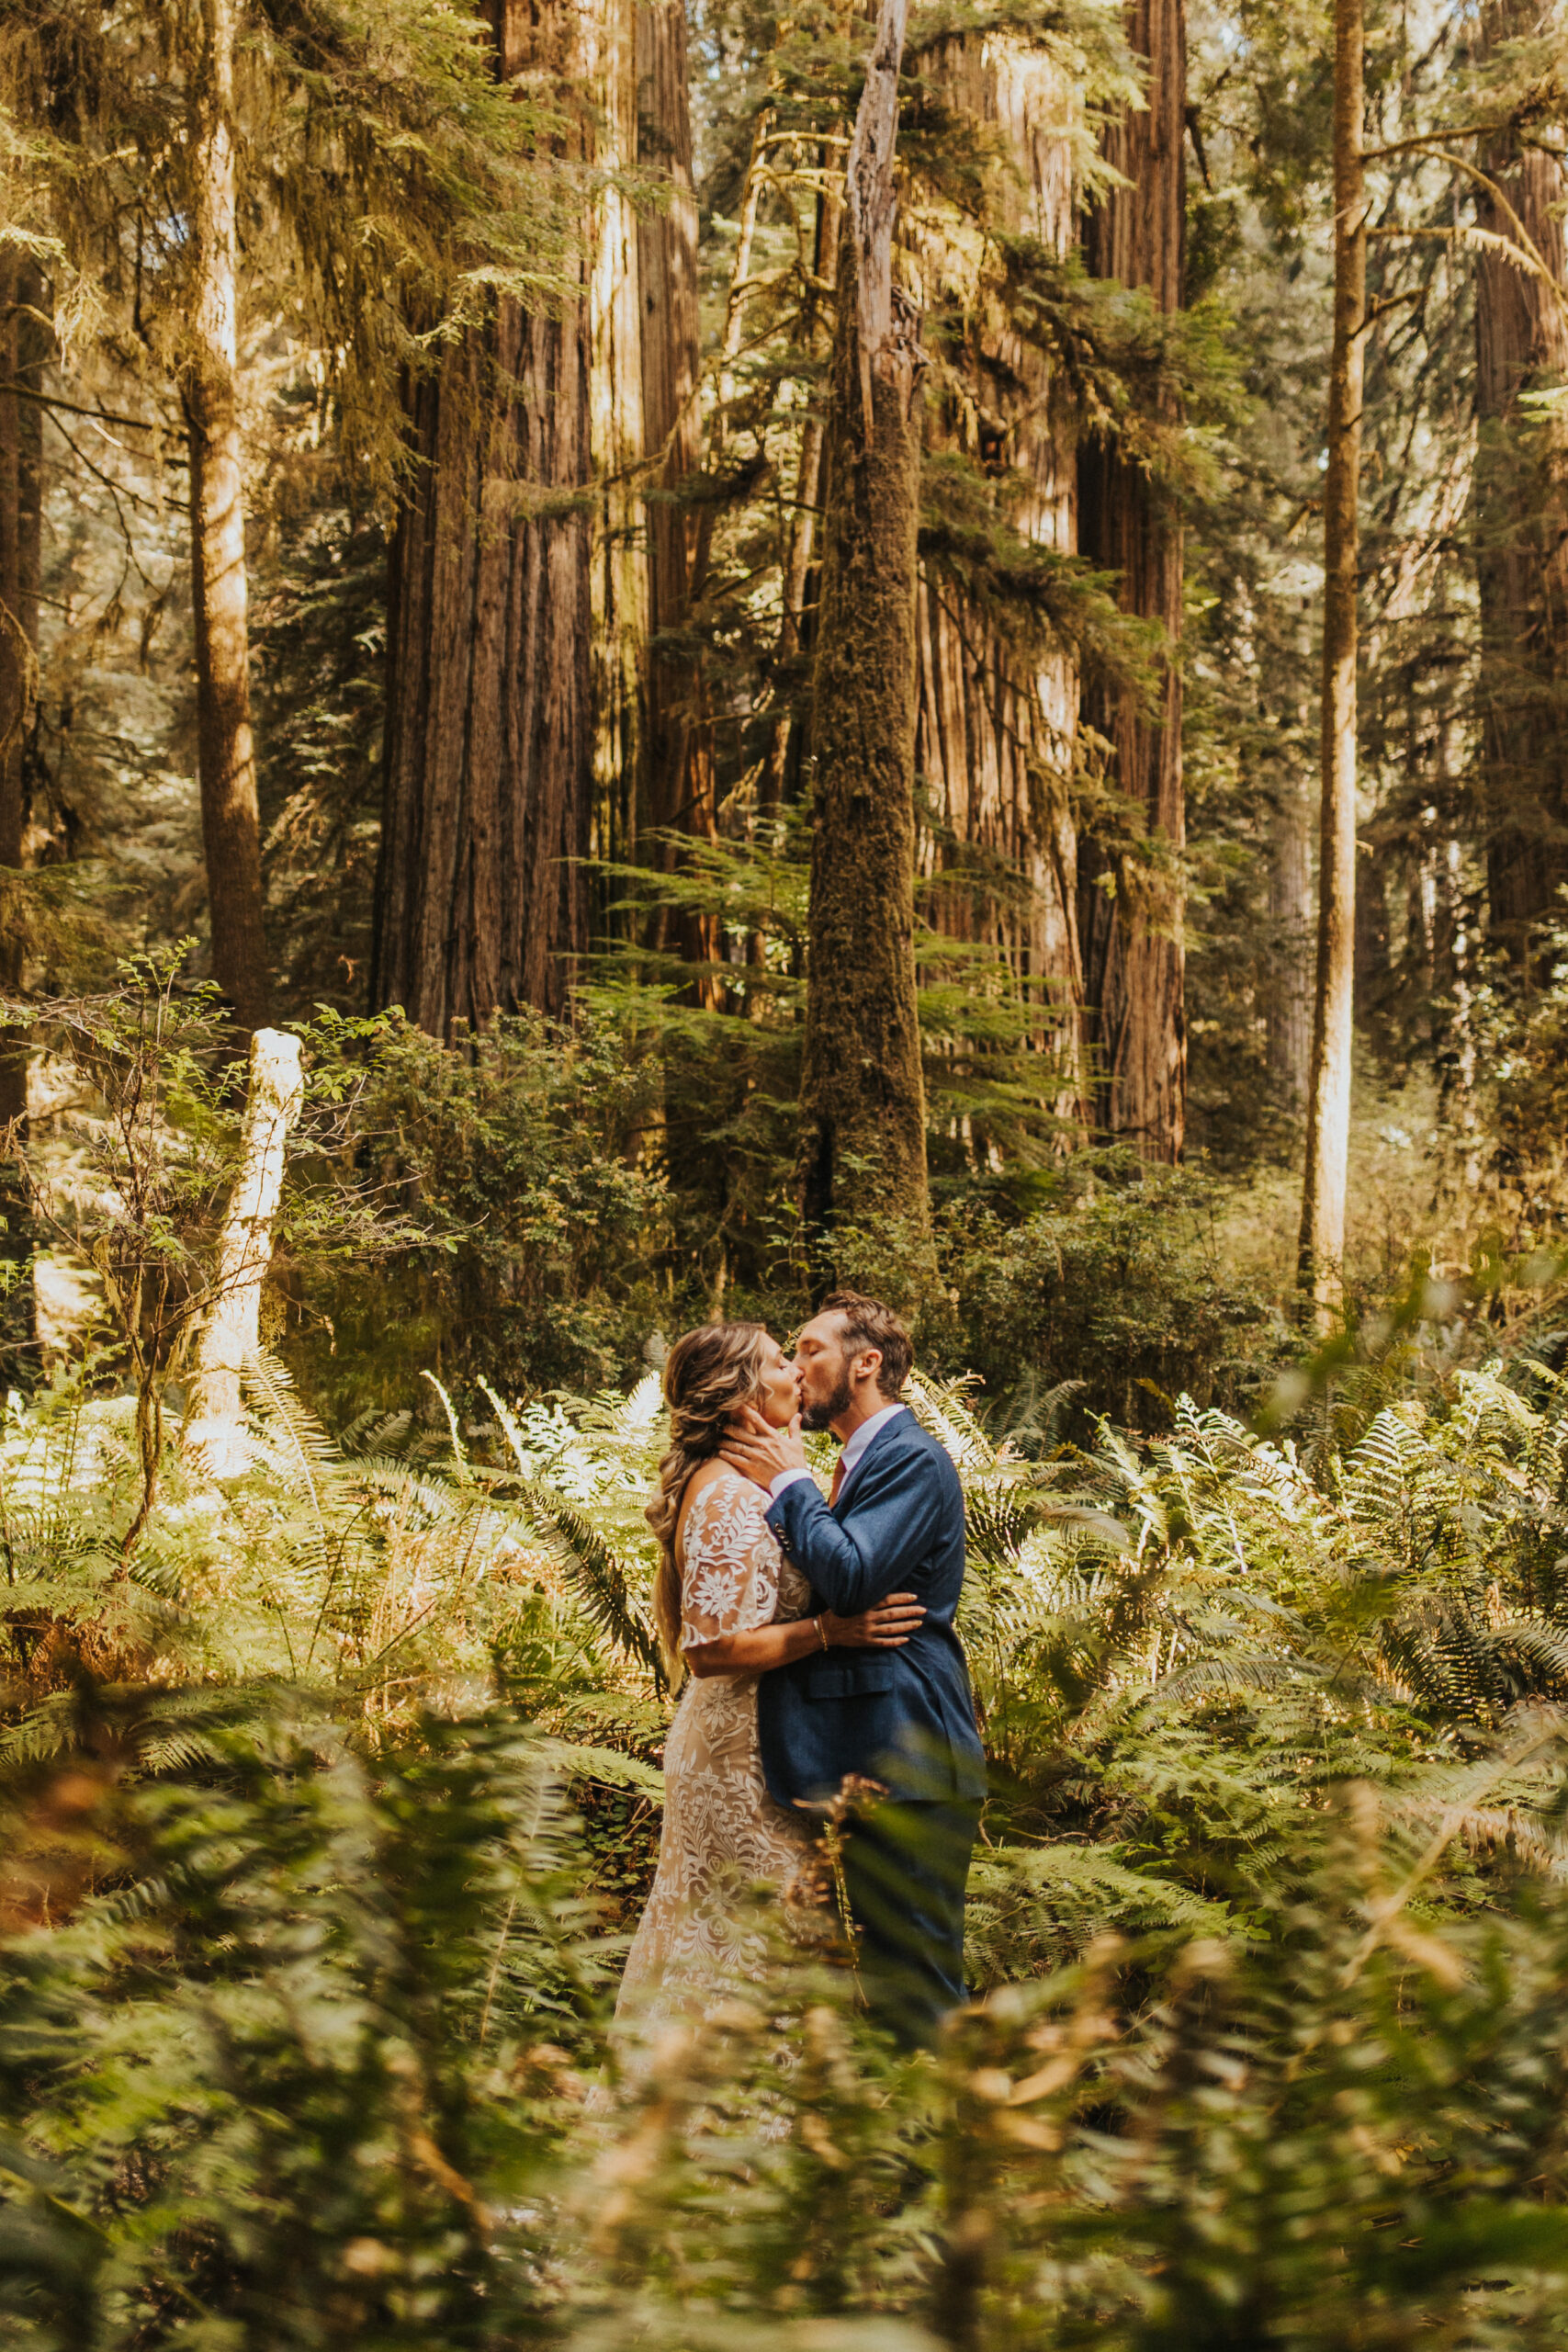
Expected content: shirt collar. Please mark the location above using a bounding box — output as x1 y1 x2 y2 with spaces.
838 1400 908 1476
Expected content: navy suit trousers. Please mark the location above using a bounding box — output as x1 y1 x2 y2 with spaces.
843 1793 980 2043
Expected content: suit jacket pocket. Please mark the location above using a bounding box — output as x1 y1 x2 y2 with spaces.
805 1657 897 1701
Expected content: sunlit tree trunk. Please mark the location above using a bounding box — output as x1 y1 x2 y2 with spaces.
590 0 648 901
183 0 269 1032
183 1027 303 1475
912 34 1085 1125
1077 0 1186 1160
637 0 722 999
797 0 934 1286
761 131 842 825
1473 0 1568 975
1298 0 1364 1323
589 0 717 994
1267 767 1312 1113
374 2 592 1033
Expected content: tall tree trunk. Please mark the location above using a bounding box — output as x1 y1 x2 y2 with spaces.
1473 0 1568 974
0 254 42 1112
1266 766 1311 1112
762 149 840 822
183 1028 303 1476
374 4 592 1034
1298 0 1364 1322
1076 0 1186 1160
913 33 1085 1122
590 0 645 891
797 0 934 1292
589 0 716 993
183 0 268 1033
0 253 44 1382
637 0 723 1001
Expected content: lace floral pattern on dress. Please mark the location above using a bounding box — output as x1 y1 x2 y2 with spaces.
615 1470 818 2029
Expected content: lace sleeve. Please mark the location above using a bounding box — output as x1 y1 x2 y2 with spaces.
679 1474 782 1648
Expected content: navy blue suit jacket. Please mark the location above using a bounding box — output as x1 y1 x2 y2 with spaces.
756 1410 987 1808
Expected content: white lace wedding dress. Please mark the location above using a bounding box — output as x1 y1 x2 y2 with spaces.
616 1469 818 2024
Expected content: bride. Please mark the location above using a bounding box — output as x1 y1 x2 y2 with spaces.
615 1320 923 2023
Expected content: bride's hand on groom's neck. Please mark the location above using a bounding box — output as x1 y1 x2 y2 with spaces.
720 1404 807 1491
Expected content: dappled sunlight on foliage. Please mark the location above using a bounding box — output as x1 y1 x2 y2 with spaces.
6 1342 1568 2338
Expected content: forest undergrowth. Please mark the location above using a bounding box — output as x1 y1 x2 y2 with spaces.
9 1307 1568 2344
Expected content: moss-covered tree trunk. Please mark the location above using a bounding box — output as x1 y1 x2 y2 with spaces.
1077 0 1186 1160
184 0 269 1032
0 253 42 1125
796 0 933 1289
1472 0 1568 975
0 252 44 1379
373 1 592 1034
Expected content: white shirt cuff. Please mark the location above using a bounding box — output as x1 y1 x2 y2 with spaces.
768 1465 815 1502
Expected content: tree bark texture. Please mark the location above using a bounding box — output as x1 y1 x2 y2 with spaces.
1472 0 1568 969
762 144 840 821
183 1026 304 1476
912 36 1085 1113
797 0 933 1275
1298 0 1363 1320
1266 768 1312 1111
638 0 721 993
1077 0 1186 1159
589 0 718 993
184 0 269 1033
374 2 592 1034
590 0 648 885
0 253 43 1128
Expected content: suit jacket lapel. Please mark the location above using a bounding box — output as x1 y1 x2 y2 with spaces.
833 1410 910 1512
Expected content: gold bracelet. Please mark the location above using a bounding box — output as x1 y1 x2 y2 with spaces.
816 1616 829 1652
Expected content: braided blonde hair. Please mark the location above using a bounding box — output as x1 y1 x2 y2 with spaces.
646 1320 773 1688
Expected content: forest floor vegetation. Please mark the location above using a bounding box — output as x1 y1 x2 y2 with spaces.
7 1224 1568 2341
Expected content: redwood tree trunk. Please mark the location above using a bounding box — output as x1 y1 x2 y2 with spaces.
1298 0 1364 1320
374 2 592 1034
184 0 269 1032
590 0 647 893
637 0 722 1000
797 0 934 1286
1473 0 1568 972
1077 0 1186 1160
914 33 1085 1119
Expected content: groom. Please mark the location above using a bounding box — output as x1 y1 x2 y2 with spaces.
721 1291 985 2040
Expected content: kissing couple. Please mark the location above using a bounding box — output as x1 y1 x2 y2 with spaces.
615 1291 986 2044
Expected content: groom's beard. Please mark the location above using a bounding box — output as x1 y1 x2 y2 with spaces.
799 1362 853 1431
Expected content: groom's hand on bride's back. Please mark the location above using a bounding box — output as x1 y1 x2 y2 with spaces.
720 1404 807 1489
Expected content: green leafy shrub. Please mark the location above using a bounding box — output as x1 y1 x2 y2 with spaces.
942 1153 1280 1433
291 1009 671 1416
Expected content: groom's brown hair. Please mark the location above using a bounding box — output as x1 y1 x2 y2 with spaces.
818 1291 914 1399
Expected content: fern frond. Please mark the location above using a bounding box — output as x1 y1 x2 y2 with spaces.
421 1369 471 1484
518 1478 663 1686
908 1371 994 1471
